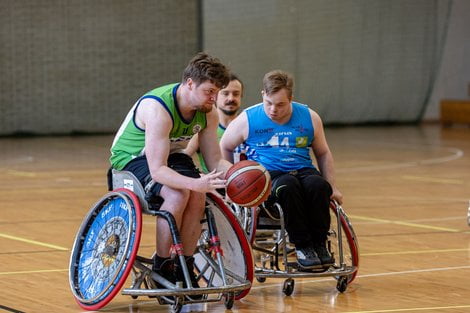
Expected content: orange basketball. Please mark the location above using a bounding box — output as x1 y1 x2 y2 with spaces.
225 160 271 207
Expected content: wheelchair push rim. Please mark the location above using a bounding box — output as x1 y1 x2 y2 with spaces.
330 201 359 284
69 188 142 310
194 192 254 300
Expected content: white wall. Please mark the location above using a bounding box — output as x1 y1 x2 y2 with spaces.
424 0 470 120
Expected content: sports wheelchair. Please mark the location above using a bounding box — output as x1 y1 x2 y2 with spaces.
232 198 359 295
69 169 254 313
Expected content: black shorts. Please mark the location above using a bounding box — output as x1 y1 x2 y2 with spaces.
122 153 200 198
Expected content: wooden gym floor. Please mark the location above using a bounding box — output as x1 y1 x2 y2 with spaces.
1 124 470 313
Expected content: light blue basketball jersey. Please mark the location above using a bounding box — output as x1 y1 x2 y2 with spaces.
244 102 315 171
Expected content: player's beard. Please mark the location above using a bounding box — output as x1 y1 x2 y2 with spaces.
219 101 239 116
219 108 237 116
197 102 214 113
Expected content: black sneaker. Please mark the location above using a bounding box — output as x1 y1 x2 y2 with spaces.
176 256 202 300
313 242 335 266
151 257 176 289
295 246 322 269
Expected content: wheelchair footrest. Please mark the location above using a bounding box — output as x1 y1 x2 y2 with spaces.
254 265 358 279
122 282 251 297
286 262 326 272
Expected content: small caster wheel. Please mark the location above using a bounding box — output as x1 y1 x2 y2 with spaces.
131 295 138 299
282 278 294 296
336 276 348 293
256 276 266 283
224 292 235 309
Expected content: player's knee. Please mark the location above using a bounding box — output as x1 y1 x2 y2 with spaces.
305 176 332 196
187 191 206 214
273 175 301 196
163 188 191 208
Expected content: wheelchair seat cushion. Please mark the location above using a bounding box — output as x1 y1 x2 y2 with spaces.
119 153 201 211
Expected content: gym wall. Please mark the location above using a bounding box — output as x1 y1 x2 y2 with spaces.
0 0 199 135
1 0 460 135
202 0 452 124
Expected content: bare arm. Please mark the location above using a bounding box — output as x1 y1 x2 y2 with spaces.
220 112 248 163
199 109 232 174
183 133 199 156
137 99 225 192
309 109 343 204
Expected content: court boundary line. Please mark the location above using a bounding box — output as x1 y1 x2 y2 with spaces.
251 265 470 290
348 215 459 232
361 247 470 256
341 304 470 313
0 269 68 275
0 233 68 251
251 265 470 312
3 251 469 275
336 144 463 173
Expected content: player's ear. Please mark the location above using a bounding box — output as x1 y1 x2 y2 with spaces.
186 78 194 90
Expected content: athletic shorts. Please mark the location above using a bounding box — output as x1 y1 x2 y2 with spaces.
122 153 200 204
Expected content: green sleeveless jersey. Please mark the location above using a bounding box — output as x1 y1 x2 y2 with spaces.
110 83 207 170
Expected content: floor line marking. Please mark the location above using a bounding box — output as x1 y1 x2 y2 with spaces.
362 247 470 256
344 195 469 202
358 265 470 277
251 265 470 291
6 250 465 274
337 146 463 173
0 269 68 275
348 215 459 232
0 233 68 251
5 170 37 177
352 216 465 227
401 175 463 185
341 304 470 313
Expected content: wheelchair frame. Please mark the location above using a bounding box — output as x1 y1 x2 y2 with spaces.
69 170 253 313
233 200 359 295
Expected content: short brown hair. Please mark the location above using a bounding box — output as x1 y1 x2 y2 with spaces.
182 52 230 89
228 72 244 94
262 70 294 98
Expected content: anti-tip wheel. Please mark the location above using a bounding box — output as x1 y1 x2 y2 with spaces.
336 276 348 293
224 292 235 309
282 278 295 296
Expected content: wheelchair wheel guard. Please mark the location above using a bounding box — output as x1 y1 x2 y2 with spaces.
329 201 359 283
231 203 258 245
69 188 142 310
193 193 254 300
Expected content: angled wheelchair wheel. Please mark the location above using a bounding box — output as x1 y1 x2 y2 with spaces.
329 202 359 285
194 193 254 300
69 188 142 310
231 203 258 244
